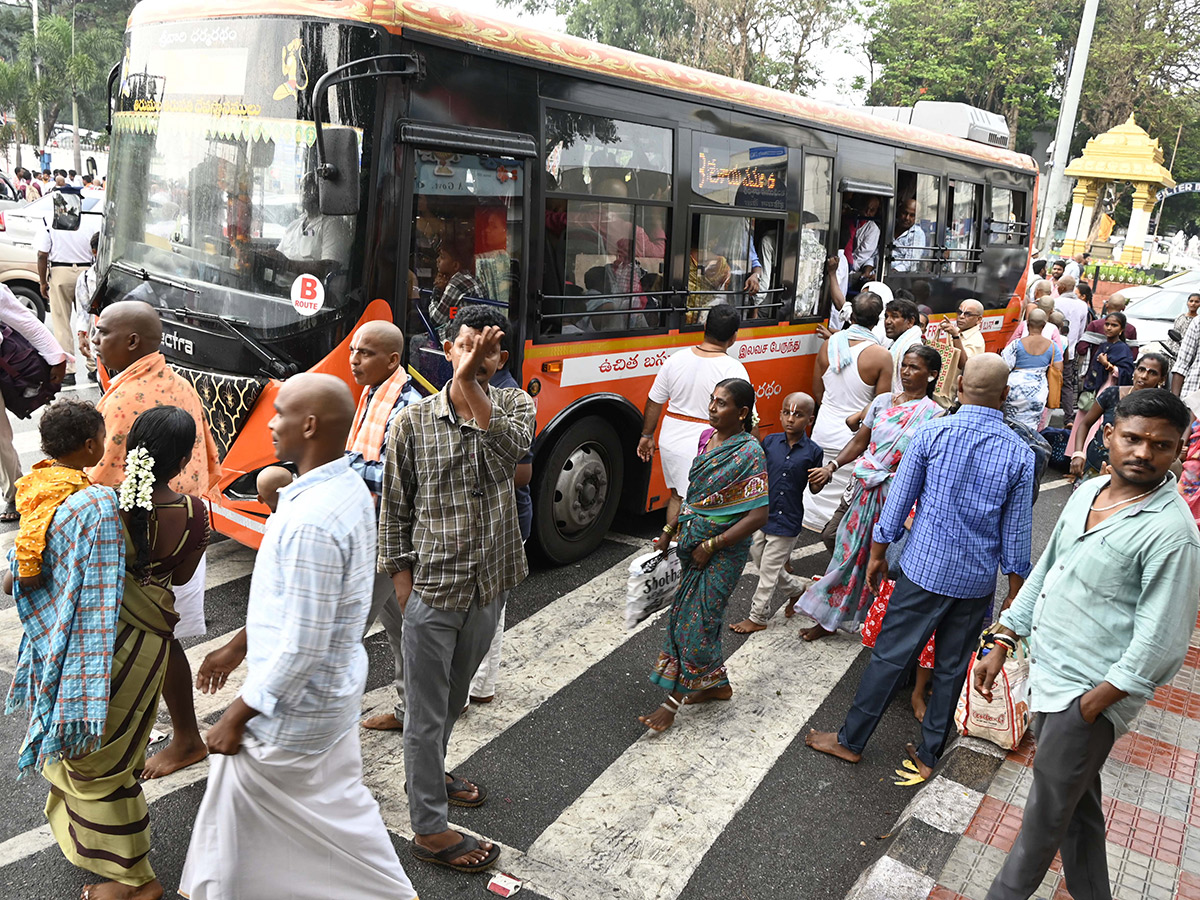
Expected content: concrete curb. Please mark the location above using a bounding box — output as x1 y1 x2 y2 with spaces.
843 736 1009 900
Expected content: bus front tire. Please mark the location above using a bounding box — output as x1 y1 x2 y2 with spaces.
533 416 624 566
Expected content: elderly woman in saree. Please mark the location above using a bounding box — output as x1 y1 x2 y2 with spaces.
1002 307 1062 429
639 378 769 733
7 405 208 900
793 345 943 642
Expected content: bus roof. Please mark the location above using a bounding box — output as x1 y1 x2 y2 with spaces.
130 0 1036 173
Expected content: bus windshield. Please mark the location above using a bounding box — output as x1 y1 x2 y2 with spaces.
102 18 380 336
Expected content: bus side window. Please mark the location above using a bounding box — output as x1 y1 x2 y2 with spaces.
989 187 1029 245
796 155 832 318
542 110 673 338
891 170 939 275
686 213 781 324
947 179 981 273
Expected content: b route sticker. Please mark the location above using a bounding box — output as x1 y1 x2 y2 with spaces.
291 274 325 316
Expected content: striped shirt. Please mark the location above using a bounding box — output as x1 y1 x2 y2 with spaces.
874 405 1035 598
241 457 375 754
378 383 536 611
1173 317 1200 396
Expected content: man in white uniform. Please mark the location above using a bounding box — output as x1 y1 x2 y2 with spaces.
36 188 97 383
275 174 353 268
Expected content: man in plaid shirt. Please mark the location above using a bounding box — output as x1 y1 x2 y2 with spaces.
379 304 535 873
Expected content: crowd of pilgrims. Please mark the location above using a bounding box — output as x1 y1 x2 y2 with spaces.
5 259 1200 899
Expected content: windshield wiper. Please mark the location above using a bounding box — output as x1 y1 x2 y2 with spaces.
107 259 200 294
164 306 298 380
102 260 297 379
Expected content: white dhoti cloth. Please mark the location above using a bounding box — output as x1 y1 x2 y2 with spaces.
179 728 415 900
658 414 708 496
172 552 207 640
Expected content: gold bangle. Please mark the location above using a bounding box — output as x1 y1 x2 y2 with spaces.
662 524 675 534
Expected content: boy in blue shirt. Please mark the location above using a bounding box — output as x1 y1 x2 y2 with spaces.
730 392 824 633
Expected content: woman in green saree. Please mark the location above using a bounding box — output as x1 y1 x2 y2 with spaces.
639 378 769 733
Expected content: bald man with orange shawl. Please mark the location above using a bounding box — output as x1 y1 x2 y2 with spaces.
88 299 222 780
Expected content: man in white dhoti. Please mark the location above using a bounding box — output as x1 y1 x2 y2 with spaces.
178 373 415 900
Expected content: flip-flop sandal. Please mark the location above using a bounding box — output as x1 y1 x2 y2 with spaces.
410 833 500 873
0 507 18 523
446 772 487 807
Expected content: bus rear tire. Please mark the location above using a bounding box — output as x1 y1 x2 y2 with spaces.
533 415 624 566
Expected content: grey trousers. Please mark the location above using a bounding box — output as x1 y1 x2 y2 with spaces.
985 696 1116 900
402 590 504 835
365 572 405 717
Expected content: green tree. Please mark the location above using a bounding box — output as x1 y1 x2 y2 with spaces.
504 0 847 92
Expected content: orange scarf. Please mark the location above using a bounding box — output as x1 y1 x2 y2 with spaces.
88 352 222 498
346 368 409 462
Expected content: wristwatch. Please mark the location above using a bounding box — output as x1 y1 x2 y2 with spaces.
827 460 839 473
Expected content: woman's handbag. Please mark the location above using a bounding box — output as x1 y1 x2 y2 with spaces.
624 547 682 630
1047 362 1062 410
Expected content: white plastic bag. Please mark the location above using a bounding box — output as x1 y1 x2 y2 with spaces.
624 547 681 630
954 641 1030 750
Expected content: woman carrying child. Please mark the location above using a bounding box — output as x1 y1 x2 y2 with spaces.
7 405 209 900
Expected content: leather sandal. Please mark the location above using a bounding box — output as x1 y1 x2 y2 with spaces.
410 832 500 872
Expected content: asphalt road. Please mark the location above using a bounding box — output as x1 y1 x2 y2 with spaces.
0 386 1073 900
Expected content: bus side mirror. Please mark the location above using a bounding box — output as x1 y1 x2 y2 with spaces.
317 127 360 216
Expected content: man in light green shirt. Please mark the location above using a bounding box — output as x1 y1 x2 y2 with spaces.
977 389 1200 900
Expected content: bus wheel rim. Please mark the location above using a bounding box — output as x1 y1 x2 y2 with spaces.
552 444 609 537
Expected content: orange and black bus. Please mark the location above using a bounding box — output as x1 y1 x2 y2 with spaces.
103 0 1037 561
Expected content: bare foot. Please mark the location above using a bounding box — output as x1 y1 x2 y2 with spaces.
414 829 494 866
141 737 207 779
805 729 861 763
800 624 835 642
911 691 927 723
784 597 798 618
905 743 934 780
81 878 164 900
730 618 766 634
362 712 404 731
683 684 733 705
639 695 681 732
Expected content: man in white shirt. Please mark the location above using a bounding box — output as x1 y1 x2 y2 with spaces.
72 232 99 383
890 198 928 272
35 188 98 383
843 194 881 274
1050 275 1091 417
0 284 68 521
274 173 352 269
180 373 416 900
1062 251 1087 282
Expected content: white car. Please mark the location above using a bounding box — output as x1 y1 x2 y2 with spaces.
0 191 104 248
1118 268 1200 303
1124 287 1200 349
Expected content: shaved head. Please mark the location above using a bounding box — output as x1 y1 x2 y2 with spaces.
353 320 404 355
1032 279 1052 299
959 352 1012 408
1035 296 1055 316
1027 307 1048 329
1106 293 1128 312
782 391 814 416
1057 275 1076 294
93 300 162 373
270 373 357 472
961 299 984 317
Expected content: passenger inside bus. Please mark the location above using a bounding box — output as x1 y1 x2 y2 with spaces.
840 193 882 273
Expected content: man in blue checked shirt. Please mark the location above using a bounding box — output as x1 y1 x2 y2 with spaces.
807 353 1035 780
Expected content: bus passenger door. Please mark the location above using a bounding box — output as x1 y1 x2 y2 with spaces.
398 131 533 395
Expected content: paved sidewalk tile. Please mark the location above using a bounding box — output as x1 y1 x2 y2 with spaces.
925 673 1200 900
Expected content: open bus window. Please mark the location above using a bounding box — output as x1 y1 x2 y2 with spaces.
796 154 832 317
947 179 981 273
406 151 523 391
890 171 938 274
541 110 672 338
686 213 781 325
988 187 1029 245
